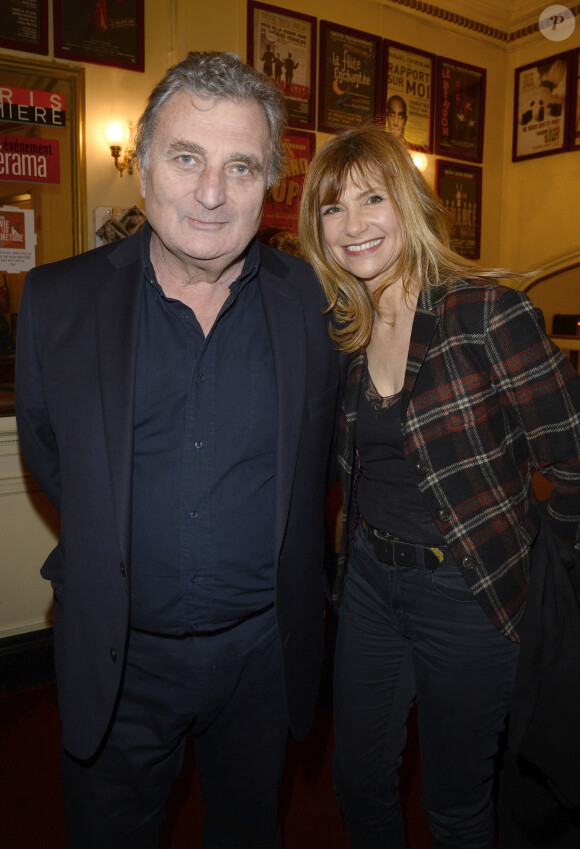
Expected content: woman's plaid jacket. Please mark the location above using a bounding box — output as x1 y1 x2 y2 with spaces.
335 278 580 641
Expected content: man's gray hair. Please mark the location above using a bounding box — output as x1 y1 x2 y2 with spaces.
135 51 287 187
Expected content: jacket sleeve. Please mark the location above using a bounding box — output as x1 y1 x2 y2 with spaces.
15 271 61 511
485 286 580 547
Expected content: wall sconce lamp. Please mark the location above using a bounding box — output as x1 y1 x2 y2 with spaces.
411 151 429 172
103 120 136 177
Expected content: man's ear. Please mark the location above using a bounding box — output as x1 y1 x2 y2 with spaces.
138 161 147 200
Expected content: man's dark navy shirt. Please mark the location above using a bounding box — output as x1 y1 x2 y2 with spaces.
130 232 277 634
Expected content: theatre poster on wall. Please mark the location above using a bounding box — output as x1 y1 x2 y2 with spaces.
436 160 481 260
247 1 317 130
318 22 381 134
261 130 314 233
53 0 144 71
0 0 48 55
382 41 434 151
0 207 36 272
435 57 486 163
512 52 570 161
573 49 580 150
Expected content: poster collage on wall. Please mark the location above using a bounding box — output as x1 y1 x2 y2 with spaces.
247 2 487 257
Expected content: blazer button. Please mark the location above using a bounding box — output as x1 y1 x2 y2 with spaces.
110 648 117 663
438 507 451 523
120 562 126 577
462 556 476 569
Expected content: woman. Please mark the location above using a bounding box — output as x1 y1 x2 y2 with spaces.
298 126 580 849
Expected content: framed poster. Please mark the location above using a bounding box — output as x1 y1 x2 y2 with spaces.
318 21 381 134
0 0 48 55
572 49 580 151
382 41 435 151
435 58 486 162
513 52 571 161
54 0 144 72
0 56 86 415
436 160 481 260
260 130 315 234
247 1 316 130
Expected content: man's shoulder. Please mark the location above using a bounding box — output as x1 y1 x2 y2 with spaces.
259 242 311 271
26 229 145 287
258 243 319 292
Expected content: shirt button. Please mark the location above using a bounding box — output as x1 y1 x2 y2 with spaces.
189 574 198 583
462 556 476 569
438 507 451 522
194 441 203 450
190 511 198 519
120 562 126 576
199 373 205 382
110 648 117 663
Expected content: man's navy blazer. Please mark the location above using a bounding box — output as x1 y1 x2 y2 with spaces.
16 229 343 760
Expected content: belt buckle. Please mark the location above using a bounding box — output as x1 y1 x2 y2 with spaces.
428 547 445 565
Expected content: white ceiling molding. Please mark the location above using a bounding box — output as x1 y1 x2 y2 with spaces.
379 1 579 43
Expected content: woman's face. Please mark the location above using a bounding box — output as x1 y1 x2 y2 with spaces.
319 171 403 292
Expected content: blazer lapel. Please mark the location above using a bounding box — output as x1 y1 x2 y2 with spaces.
402 290 439 417
95 236 144 563
259 253 306 555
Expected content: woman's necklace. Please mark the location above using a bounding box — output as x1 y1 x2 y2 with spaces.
383 317 396 328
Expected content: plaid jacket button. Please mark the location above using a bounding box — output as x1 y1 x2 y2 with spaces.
462 556 476 569
438 507 451 522
415 460 428 476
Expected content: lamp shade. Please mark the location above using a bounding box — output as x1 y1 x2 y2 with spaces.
102 120 129 148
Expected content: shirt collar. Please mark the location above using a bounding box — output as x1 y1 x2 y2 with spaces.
141 224 261 296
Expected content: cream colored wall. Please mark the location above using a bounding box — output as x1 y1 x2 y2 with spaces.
0 418 58 636
1 1 579 636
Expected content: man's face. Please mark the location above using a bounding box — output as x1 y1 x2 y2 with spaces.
387 100 407 136
140 91 270 280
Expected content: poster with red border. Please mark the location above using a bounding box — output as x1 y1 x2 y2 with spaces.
261 130 315 233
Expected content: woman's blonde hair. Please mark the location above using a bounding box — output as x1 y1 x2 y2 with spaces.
298 126 511 351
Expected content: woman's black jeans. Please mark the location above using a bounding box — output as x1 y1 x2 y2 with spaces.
333 524 520 849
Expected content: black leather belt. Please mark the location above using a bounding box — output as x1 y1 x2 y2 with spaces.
360 518 446 572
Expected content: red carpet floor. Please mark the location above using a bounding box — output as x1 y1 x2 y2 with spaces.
0 682 430 849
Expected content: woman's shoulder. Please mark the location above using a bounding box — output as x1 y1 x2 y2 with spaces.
438 277 531 312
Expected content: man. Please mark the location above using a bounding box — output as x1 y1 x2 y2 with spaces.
386 95 407 138
284 52 299 88
16 52 342 848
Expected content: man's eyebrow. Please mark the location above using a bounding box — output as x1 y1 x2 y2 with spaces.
225 153 265 174
166 139 206 156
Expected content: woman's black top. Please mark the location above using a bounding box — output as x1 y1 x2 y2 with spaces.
356 356 446 545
